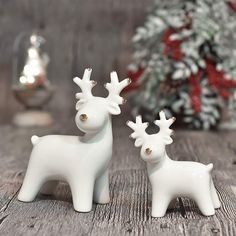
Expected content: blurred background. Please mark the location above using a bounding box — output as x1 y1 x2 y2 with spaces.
0 0 152 124
1 0 236 130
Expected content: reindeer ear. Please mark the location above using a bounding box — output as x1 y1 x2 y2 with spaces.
107 101 121 115
163 136 173 145
134 138 143 147
75 99 86 111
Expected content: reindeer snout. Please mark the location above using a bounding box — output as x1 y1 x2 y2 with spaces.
80 114 88 122
145 148 152 156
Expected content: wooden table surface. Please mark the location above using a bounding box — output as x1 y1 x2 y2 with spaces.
0 115 236 236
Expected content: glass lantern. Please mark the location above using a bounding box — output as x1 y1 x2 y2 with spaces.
12 31 54 126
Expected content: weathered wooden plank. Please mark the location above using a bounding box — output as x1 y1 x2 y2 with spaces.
0 169 235 236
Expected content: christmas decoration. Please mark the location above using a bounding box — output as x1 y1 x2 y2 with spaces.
18 68 130 212
12 32 53 127
127 0 236 129
17 34 49 90
127 111 221 217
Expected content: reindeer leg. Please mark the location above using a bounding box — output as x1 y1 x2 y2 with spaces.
69 177 95 212
93 169 110 204
210 178 221 209
40 180 58 195
18 168 46 202
151 191 171 217
194 186 215 216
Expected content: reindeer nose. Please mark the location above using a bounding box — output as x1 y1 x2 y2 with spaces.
145 148 152 156
80 114 88 122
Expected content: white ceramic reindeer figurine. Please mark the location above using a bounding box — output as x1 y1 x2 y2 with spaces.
127 111 221 217
18 68 130 212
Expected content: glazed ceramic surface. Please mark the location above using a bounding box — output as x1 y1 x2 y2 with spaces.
18 68 130 212
127 111 221 217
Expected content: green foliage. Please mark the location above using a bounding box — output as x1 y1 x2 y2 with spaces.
129 0 236 129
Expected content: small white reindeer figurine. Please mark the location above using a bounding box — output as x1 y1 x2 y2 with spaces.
127 111 221 217
18 68 130 212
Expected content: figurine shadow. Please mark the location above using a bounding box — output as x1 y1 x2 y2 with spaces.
36 183 73 203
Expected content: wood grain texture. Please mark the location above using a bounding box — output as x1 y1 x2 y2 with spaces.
0 112 235 236
0 0 153 123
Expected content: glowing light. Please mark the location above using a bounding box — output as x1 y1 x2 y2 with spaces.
32 67 40 75
23 64 40 76
28 76 35 84
19 76 27 84
23 65 31 75
30 35 37 44
28 48 38 58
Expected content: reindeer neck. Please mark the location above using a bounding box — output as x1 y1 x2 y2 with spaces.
147 152 171 173
81 116 113 143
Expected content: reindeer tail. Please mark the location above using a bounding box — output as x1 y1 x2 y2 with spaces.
31 135 40 145
206 163 213 172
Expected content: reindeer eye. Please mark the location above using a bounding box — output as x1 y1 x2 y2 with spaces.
145 148 152 155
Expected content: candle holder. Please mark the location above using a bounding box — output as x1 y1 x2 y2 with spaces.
12 32 53 127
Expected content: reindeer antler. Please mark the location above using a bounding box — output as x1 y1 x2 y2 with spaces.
154 111 175 144
73 68 97 103
105 71 131 105
127 116 149 147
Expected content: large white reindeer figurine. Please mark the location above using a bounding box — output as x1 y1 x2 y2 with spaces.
18 68 130 212
127 111 221 217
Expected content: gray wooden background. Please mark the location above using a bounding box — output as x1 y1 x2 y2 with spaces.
0 0 152 123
